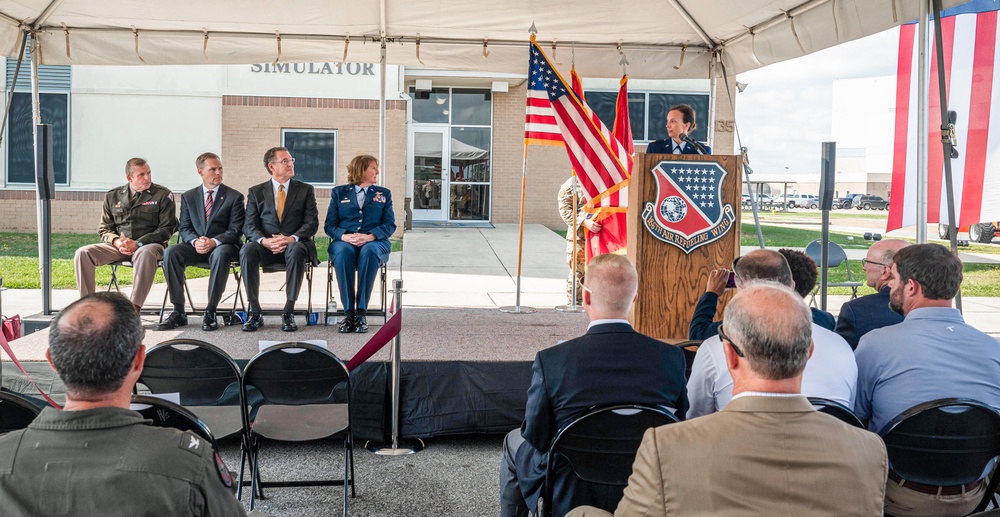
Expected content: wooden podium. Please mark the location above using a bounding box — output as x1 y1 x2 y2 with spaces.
626 153 742 340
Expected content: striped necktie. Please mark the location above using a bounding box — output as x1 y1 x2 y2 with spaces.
205 190 214 222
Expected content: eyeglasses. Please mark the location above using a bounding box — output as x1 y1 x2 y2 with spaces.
717 325 744 358
861 258 886 268
272 158 295 165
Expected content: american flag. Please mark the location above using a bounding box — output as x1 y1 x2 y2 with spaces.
524 37 630 202
889 0 1000 232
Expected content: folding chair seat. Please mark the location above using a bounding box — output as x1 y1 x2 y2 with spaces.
240 342 355 515
804 240 864 304
879 398 1000 514
537 404 679 517
137 339 245 441
156 259 244 325
808 397 864 428
0 390 42 434
325 261 388 325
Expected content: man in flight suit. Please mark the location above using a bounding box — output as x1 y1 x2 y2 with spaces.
0 292 247 516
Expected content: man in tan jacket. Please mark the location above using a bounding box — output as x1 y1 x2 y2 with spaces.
569 281 888 517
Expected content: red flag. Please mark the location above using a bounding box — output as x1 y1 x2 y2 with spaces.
586 75 633 261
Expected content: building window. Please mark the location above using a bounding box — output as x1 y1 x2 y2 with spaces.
585 91 711 143
6 53 71 186
282 129 337 185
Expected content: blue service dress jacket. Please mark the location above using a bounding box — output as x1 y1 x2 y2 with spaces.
646 139 712 155
324 184 396 243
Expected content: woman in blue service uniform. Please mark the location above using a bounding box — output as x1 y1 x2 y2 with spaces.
646 104 712 155
325 154 396 333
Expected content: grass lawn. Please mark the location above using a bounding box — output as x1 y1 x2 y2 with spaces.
0 233 402 289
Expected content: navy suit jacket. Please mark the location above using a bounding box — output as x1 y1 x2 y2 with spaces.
811 307 836 331
177 183 245 246
646 139 711 155
243 178 319 262
835 286 903 350
515 322 688 514
324 184 396 245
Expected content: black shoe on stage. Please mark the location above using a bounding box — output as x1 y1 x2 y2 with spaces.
355 316 369 334
241 312 264 332
155 311 188 331
281 313 298 332
201 310 219 332
338 314 356 333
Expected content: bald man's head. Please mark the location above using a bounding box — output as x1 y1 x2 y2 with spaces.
723 282 812 380
864 239 910 289
734 249 793 288
48 292 144 400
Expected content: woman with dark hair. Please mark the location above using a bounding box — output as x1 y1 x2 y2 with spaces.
325 154 396 333
646 104 712 155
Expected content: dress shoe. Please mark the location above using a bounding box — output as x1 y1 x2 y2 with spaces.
281 313 298 332
155 311 188 331
201 310 219 332
338 316 356 334
241 312 264 332
355 315 369 334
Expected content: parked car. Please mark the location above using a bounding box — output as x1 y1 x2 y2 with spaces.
742 193 776 208
852 194 889 210
833 196 853 209
778 193 819 209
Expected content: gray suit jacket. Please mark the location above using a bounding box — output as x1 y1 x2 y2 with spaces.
569 396 887 517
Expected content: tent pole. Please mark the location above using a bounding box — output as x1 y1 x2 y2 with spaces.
29 33 53 316
379 41 386 186
916 0 929 244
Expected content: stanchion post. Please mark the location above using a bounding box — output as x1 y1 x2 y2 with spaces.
368 279 424 455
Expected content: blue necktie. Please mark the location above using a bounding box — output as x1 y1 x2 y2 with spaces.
357 187 366 208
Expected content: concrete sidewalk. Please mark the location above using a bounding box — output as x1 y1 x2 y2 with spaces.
3 223 999 337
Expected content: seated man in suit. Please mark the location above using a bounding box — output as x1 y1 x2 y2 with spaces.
855 243 1000 516
499 254 688 517
645 104 711 155
569 282 887 517
325 154 396 334
157 153 245 331
687 249 856 418
240 147 319 332
74 158 177 314
835 238 909 349
0 292 248 516
779 248 835 330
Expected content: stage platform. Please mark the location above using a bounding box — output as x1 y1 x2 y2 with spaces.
2 225 589 440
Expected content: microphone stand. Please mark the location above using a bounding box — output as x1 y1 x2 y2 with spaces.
680 133 710 155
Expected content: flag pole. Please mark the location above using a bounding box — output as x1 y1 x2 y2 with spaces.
500 146 537 314
556 173 585 313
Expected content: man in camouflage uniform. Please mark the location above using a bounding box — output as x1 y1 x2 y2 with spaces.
557 176 601 305
0 292 247 516
74 157 177 313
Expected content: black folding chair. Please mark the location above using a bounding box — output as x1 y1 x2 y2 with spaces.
0 390 42 434
130 394 218 450
808 397 865 428
675 340 702 381
240 342 355 515
325 262 388 325
879 398 1000 514
260 259 316 316
157 259 244 325
537 404 679 517
137 339 245 440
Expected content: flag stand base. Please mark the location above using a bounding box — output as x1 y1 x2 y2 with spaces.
500 305 537 314
555 304 585 313
366 438 425 455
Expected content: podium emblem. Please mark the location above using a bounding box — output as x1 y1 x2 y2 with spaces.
641 160 736 253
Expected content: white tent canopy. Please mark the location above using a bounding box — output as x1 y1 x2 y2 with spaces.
0 0 965 79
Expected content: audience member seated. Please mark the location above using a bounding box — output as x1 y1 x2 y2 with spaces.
325 154 396 334
855 243 1000 516
687 249 856 418
240 147 319 333
499 254 688 517
0 292 247 516
568 282 887 516
73 158 177 314
157 152 245 332
835 238 909 349
779 248 835 330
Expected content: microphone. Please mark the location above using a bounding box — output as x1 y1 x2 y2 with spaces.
679 133 709 155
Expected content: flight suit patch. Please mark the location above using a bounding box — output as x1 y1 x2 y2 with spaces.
214 452 233 488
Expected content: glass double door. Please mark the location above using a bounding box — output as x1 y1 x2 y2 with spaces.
411 126 491 222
